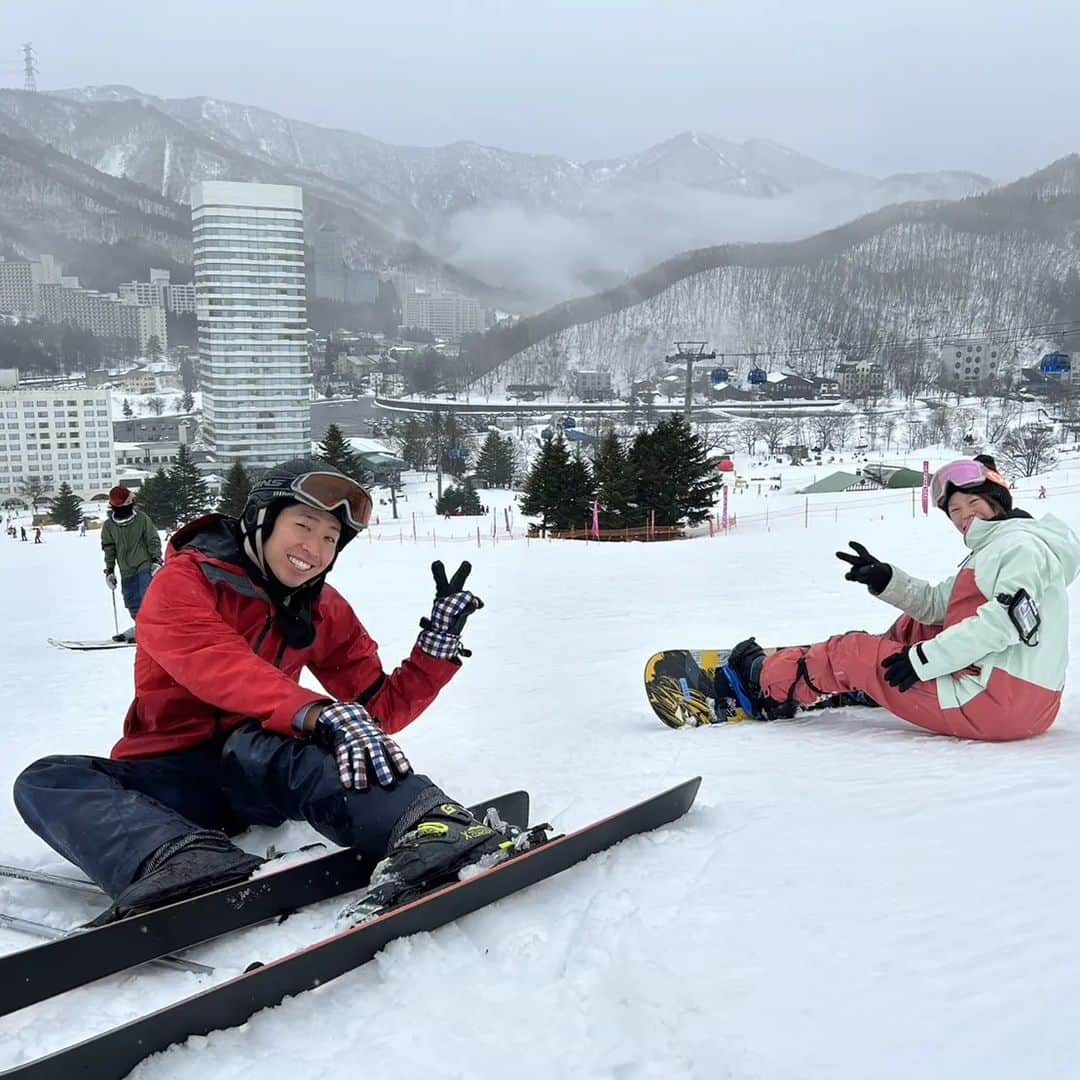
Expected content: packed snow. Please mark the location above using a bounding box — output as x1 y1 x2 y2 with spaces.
2 459 1080 1078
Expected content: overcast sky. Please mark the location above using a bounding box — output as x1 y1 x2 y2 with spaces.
3 0 1078 182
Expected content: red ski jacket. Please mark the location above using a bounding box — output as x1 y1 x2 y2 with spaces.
111 516 459 760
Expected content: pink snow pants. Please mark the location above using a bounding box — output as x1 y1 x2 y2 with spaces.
760 615 1058 742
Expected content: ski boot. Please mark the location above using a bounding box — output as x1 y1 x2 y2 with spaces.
338 802 551 926
714 638 794 721
112 626 136 643
88 832 262 925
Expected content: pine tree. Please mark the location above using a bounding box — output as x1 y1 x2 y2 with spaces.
520 433 594 532
316 424 371 486
474 431 503 487
122 398 134 418
493 432 517 487
167 445 211 524
49 481 83 530
629 415 720 527
436 478 484 516
400 415 430 472
136 467 178 528
592 429 636 530
562 452 594 532
181 390 195 413
218 461 253 517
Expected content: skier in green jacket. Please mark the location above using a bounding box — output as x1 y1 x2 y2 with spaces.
101 485 163 642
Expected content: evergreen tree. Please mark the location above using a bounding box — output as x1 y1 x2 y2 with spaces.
520 433 594 532
217 461 253 517
629 415 720 527
146 335 163 363
122 398 134 418
591 429 636 529
49 481 83 530
316 424 371 486
179 355 196 394
436 478 484 516
562 452 595 532
400 415 430 472
136 467 178 528
181 390 195 413
474 431 507 487
440 412 468 478
167 445 212 524
494 432 517 487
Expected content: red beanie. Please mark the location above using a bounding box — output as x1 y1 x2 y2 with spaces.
108 485 134 508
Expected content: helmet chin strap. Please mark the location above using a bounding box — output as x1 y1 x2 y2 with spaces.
241 506 270 578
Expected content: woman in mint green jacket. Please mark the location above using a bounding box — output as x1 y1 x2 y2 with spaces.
723 456 1080 741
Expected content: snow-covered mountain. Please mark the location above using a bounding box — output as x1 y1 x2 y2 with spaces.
470 156 1080 392
0 85 995 307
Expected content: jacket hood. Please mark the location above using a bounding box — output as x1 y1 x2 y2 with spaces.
965 513 1080 585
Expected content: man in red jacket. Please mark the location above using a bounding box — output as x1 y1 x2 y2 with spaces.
14 459 515 920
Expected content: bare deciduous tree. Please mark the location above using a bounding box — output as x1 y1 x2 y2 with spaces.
754 417 793 455
996 424 1058 477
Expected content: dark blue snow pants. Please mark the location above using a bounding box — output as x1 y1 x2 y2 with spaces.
12 722 441 898
120 569 152 620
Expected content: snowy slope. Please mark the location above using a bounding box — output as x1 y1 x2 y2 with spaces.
2 470 1080 1078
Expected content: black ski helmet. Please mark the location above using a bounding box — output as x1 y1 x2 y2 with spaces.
238 457 366 580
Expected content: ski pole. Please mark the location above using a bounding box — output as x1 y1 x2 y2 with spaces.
111 588 119 635
0 913 214 974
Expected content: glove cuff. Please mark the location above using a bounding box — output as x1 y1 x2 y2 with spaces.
418 628 463 661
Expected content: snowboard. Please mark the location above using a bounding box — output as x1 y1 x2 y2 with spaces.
644 648 877 729
48 637 134 651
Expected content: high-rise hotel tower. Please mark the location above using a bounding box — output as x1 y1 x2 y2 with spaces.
192 181 311 467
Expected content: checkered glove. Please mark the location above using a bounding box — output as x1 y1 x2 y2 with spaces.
313 702 412 790
417 560 484 661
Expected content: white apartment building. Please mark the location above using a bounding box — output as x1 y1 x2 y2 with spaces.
402 290 485 340
0 258 34 316
0 373 116 503
119 269 197 315
192 181 311 467
941 339 1007 392
1 254 166 352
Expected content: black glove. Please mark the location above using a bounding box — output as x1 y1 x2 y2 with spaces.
836 541 892 595
418 560 484 660
881 650 919 692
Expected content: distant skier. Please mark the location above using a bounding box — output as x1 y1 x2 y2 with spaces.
720 455 1080 742
19 526 26 541
101 486 162 643
13 458 519 922
33 526 41 544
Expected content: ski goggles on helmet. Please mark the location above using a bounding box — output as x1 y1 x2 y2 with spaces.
261 471 373 531
930 459 1007 510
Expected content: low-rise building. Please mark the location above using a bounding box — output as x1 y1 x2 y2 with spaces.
0 369 115 503
835 360 886 398
573 370 613 401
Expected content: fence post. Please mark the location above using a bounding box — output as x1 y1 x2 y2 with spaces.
476 526 481 549
804 497 809 528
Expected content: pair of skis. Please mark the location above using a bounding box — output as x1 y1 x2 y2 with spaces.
0 778 700 1079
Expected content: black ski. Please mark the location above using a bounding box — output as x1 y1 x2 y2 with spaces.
0 790 528 1020
0 777 699 1080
